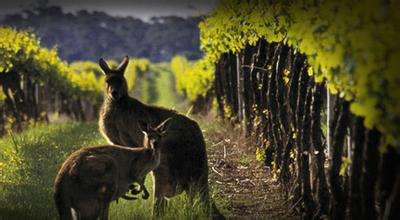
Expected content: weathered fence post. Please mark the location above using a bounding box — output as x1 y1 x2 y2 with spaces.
236 53 243 122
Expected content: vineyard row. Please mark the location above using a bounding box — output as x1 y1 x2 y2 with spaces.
175 1 400 219
0 27 150 134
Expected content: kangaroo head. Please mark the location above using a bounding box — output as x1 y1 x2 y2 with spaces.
139 118 171 149
129 147 159 176
99 56 129 101
129 119 171 180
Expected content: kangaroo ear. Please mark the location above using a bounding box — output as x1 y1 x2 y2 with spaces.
156 117 172 135
99 58 111 74
117 56 129 74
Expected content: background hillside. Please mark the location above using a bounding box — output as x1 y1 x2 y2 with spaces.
0 5 202 62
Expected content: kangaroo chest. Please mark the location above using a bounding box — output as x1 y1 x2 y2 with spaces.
100 109 143 147
101 111 120 130
113 160 134 200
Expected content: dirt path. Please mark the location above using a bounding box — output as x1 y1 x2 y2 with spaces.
203 121 299 219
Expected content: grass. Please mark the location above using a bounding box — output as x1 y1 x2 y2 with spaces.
0 123 104 219
0 64 226 219
238 155 252 167
141 62 187 111
152 63 184 109
0 122 213 219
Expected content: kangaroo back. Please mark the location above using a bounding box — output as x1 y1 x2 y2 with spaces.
53 149 89 219
53 174 72 220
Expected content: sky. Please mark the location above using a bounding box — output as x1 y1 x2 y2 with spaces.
0 0 218 20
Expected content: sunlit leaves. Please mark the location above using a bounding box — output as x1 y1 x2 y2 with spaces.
171 56 214 101
127 58 150 91
0 27 102 104
200 0 400 148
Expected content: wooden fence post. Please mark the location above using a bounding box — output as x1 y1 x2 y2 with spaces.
327 90 333 160
236 53 243 122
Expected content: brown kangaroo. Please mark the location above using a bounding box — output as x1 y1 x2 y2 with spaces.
53 121 165 220
98 56 223 218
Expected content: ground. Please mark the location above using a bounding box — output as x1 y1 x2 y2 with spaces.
0 68 299 219
0 119 300 219
200 116 299 219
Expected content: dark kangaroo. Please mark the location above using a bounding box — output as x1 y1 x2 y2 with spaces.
98 56 223 218
53 121 165 220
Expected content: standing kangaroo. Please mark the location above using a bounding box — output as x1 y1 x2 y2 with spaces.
53 120 165 220
98 56 223 218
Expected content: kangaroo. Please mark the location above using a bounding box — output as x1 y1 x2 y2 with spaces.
98 56 223 218
53 121 166 220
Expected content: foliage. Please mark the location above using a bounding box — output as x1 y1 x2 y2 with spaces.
0 27 103 103
152 62 184 109
199 0 400 147
170 55 215 101
70 61 104 77
128 58 150 92
0 27 173 133
0 27 187 118
74 58 151 93
0 5 202 62
255 147 266 162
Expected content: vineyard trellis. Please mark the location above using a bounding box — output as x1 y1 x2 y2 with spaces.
1 0 399 218
0 28 103 134
213 36 399 220
0 27 152 134
195 0 400 219
171 56 215 114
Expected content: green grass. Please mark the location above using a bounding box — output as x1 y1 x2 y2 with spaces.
148 63 187 111
152 63 180 108
0 123 104 219
0 64 226 219
0 123 212 219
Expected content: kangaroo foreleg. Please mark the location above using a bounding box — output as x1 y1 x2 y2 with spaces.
128 180 150 199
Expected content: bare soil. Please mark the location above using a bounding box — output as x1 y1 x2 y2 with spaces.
203 121 300 219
